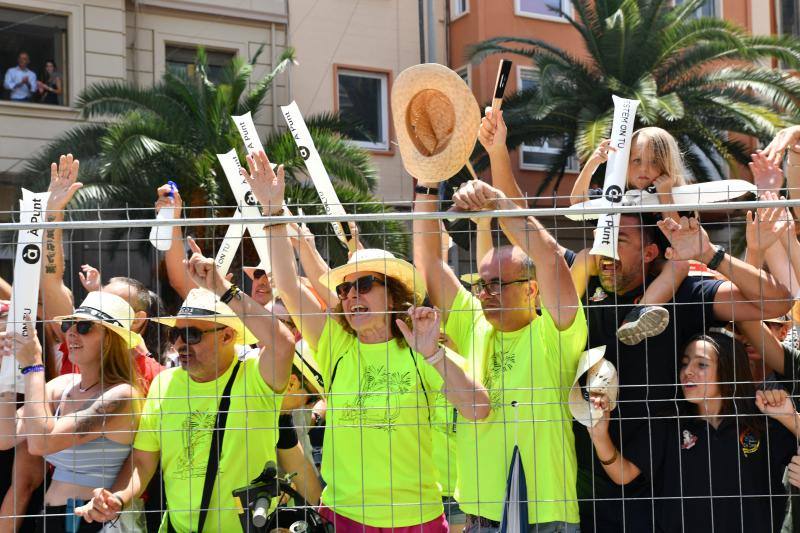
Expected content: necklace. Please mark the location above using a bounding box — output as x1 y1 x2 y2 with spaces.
78 380 99 393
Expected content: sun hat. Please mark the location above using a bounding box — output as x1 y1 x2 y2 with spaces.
54 291 144 349
293 341 324 395
764 313 792 325
151 288 256 345
569 346 619 428
391 63 481 184
320 248 427 305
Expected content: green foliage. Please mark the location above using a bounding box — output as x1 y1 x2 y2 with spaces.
22 46 407 260
468 0 800 193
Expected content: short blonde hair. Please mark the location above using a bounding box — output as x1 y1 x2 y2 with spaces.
631 127 690 186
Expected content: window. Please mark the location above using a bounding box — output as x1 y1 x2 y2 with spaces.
336 68 390 151
456 64 471 89
451 0 469 19
778 0 800 37
165 45 234 85
517 67 578 172
515 0 570 20
674 0 717 19
0 7 68 105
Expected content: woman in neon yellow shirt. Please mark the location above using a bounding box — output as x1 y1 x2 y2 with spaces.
242 150 490 532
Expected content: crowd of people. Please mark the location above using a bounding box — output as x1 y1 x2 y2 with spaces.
2 50 62 104
2 69 800 533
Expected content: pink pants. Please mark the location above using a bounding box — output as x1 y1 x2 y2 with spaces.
319 507 449 532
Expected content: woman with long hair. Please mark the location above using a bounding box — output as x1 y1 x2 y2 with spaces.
0 292 143 533
588 330 800 533
37 59 62 105
241 150 491 532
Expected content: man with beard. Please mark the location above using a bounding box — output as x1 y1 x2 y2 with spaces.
570 213 792 532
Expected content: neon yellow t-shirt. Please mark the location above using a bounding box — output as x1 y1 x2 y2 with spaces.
431 392 458 498
134 354 281 532
316 317 445 527
445 287 587 524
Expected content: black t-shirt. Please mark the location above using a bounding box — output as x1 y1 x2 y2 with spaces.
625 406 795 533
574 274 725 529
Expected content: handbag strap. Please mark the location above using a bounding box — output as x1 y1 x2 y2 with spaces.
167 360 242 533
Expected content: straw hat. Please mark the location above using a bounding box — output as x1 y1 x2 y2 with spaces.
152 288 256 345
764 313 792 325
54 292 144 350
320 248 427 304
569 346 619 428
293 341 324 395
391 63 480 184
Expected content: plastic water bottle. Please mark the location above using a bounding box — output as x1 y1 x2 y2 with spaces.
149 181 177 251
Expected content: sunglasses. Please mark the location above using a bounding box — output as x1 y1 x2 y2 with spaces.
335 275 385 300
168 325 228 345
469 278 530 297
253 269 268 280
60 320 95 335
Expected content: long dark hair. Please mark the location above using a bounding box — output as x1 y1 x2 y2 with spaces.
682 331 763 434
333 276 418 346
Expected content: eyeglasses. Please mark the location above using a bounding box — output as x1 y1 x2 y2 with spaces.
60 320 95 335
335 275 385 300
253 269 268 280
469 278 530 297
168 325 228 345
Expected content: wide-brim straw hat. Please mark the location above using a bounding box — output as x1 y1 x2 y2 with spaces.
151 288 256 345
569 346 619 428
391 63 480 184
54 291 144 350
320 248 427 305
293 341 324 395
764 313 792 325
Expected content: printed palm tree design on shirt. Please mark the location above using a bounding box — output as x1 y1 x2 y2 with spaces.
484 350 516 408
339 365 414 432
176 410 216 479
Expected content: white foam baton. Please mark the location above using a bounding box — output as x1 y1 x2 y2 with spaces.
280 101 349 245
589 96 640 260
1 189 51 394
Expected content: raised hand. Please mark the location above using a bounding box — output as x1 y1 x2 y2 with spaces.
47 154 82 212
184 237 228 295
451 180 507 212
155 183 183 218
746 192 791 253
587 139 616 169
756 389 796 419
77 264 102 293
347 221 364 259
477 108 508 157
0 318 42 367
74 488 122 523
762 126 800 167
750 152 784 193
240 151 285 215
656 216 713 262
395 306 441 359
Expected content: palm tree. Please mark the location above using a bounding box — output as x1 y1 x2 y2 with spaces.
22 47 409 266
468 0 800 194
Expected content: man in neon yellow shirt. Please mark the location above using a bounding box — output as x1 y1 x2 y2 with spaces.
414 180 587 532
75 240 306 532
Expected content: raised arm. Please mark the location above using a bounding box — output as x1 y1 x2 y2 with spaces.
41 155 82 327
478 109 526 207
241 151 327 349
276 444 322 505
570 140 614 205
737 320 787 377
569 248 598 300
157 185 196 300
184 237 295 393
452 180 580 330
290 222 336 308
586 399 642 485
412 192 462 315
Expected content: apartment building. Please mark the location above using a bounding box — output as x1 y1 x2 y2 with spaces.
447 0 779 204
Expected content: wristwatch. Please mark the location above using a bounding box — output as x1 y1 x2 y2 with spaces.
706 245 726 271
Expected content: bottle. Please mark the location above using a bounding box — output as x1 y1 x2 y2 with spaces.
149 180 178 251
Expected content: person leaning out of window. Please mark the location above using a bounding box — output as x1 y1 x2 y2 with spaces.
37 59 62 105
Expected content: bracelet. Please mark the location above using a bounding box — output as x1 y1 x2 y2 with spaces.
415 185 440 196
706 244 726 271
424 346 446 366
20 364 44 375
599 447 618 466
220 284 242 304
110 493 125 509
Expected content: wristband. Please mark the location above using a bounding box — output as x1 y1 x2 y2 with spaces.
415 185 440 196
599 447 618 465
220 284 242 304
424 346 446 366
706 245 726 271
20 364 44 375
276 413 299 449
110 493 125 509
